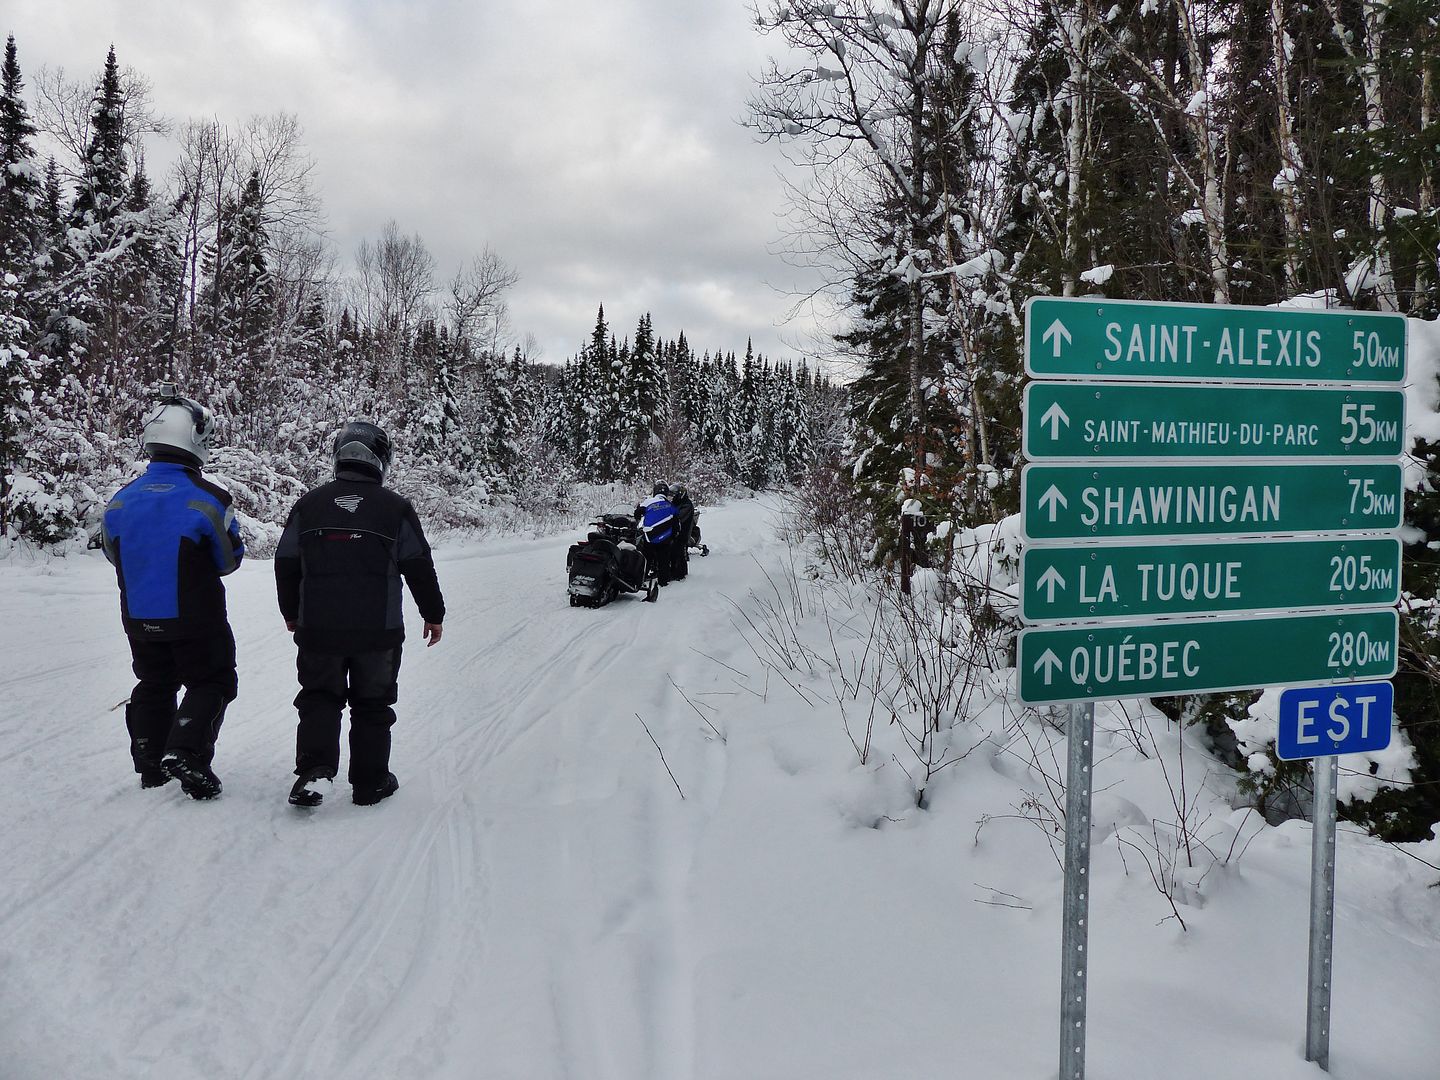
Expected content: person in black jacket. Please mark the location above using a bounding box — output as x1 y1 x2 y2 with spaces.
274 422 445 807
670 485 697 579
102 386 244 799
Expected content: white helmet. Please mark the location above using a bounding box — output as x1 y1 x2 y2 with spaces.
141 385 216 466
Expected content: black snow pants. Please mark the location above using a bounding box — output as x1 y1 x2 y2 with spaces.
125 626 238 772
645 535 683 584
293 647 403 787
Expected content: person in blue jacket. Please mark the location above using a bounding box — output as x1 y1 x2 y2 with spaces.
635 482 681 585
101 386 244 799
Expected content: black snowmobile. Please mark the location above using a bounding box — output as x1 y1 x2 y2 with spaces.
685 509 709 558
567 512 659 607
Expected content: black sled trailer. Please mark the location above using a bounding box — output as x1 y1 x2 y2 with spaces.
567 513 659 607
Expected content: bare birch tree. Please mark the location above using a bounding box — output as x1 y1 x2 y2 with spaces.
1270 0 1306 295
1322 0 1397 310
445 247 519 361
751 1 968 588
1079 0 1234 304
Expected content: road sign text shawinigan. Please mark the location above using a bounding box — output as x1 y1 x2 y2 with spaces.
1080 482 1280 527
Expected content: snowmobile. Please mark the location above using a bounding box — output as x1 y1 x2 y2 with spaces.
685 508 709 559
567 512 660 607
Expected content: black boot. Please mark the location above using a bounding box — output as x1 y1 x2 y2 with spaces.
289 768 335 807
353 772 398 806
162 750 222 800
135 737 170 788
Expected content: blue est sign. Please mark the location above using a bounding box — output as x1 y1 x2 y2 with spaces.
1276 682 1394 761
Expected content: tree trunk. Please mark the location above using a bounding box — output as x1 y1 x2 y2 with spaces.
1176 0 1230 304
1325 0 1396 309
1060 3 1091 298
1270 0 1305 296
1414 23 1435 315
901 0 934 597
1359 0 1395 310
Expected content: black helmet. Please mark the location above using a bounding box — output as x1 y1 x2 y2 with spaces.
333 421 392 478
652 482 671 497
673 484 689 501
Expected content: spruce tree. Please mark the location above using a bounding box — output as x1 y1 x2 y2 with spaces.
0 36 42 282
0 270 35 536
621 312 665 476
71 47 128 228
202 169 273 369
576 305 620 481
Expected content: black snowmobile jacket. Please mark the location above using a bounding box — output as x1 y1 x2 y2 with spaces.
274 467 445 653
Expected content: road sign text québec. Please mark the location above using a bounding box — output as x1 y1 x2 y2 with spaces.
1277 682 1394 760
1016 610 1398 705
1024 296 1406 384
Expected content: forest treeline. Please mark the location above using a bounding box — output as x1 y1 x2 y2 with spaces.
0 40 842 550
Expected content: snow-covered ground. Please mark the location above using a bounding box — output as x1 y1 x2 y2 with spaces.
2 497 1437 1079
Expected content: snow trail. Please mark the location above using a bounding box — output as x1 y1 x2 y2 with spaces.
0 500 779 1079
2 497 1437 1079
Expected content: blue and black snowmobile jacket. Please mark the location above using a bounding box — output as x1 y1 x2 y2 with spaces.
102 458 245 640
636 494 678 544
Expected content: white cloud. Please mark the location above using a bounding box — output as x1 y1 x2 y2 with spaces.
8 0 832 363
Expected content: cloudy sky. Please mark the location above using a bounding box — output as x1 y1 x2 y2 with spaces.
8 0 836 364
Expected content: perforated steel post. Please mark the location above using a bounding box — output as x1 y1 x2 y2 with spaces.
1306 753 1338 1071
1059 701 1095 1080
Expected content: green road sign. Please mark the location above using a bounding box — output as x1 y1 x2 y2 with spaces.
1020 537 1401 623
1021 462 1402 540
1022 383 1405 460
1024 296 1406 384
1016 609 1398 705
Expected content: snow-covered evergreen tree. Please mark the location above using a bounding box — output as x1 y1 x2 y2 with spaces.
203 169 273 369
0 36 42 289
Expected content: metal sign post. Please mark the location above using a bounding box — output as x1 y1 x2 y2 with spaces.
1017 296 1407 1079
1060 701 1095 1080
1306 753 1338 1071
1275 681 1393 1073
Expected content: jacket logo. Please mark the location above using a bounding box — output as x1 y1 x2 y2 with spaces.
335 495 364 513
142 623 162 633
142 484 176 493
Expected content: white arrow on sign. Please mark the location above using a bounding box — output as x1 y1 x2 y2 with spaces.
1034 648 1064 685
1040 402 1071 440
1036 565 1067 603
1041 318 1073 358
1037 485 1068 522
